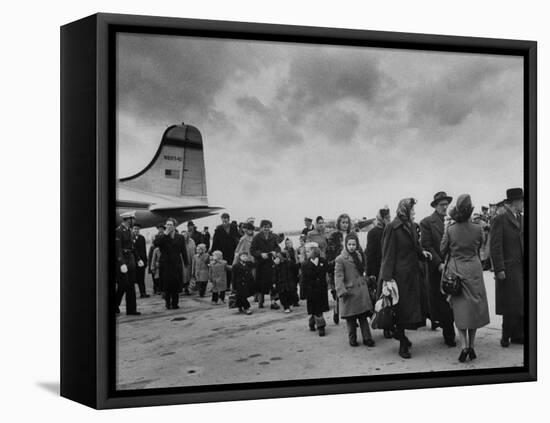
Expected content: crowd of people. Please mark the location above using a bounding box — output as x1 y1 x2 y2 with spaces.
115 187 525 363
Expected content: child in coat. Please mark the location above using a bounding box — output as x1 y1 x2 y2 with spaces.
192 243 210 297
273 251 297 313
301 242 330 336
149 246 162 295
231 252 254 314
209 250 231 304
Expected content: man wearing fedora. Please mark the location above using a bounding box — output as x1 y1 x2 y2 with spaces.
490 188 525 347
420 191 456 346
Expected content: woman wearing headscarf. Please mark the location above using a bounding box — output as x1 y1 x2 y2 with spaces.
441 194 490 362
379 198 432 358
334 233 375 347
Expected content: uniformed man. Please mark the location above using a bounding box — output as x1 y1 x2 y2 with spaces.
115 212 142 315
132 223 149 298
490 188 525 347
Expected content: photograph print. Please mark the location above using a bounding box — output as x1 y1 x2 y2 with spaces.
114 30 527 391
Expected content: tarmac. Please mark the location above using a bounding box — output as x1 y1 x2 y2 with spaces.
115 271 524 390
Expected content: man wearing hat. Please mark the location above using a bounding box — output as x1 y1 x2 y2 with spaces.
302 217 315 236
187 221 205 247
132 223 149 298
115 212 140 315
420 192 456 346
250 219 281 309
211 212 241 289
490 188 525 347
202 226 211 250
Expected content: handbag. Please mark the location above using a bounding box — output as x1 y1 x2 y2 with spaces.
371 295 396 330
441 240 462 296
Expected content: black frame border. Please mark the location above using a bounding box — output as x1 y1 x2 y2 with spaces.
61 12 537 409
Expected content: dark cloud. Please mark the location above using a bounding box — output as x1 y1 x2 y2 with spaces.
277 49 385 125
407 58 513 127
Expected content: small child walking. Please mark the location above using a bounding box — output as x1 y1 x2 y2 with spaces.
273 251 297 313
192 243 210 297
231 251 254 314
209 250 230 304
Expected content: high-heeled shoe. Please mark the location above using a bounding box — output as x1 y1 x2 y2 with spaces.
458 348 469 363
468 348 477 360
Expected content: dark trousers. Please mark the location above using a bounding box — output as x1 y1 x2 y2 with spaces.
152 276 160 293
236 295 251 310
212 291 226 302
345 314 372 342
442 321 456 343
197 281 208 297
116 254 137 313
309 314 326 329
279 291 293 309
165 290 179 308
226 269 232 290
136 266 146 295
502 314 524 340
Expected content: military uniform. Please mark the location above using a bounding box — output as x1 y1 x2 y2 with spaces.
115 224 138 314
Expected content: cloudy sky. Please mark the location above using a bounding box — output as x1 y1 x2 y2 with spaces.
116 33 523 231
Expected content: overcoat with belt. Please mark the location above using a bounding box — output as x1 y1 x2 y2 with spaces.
334 250 373 318
489 207 524 316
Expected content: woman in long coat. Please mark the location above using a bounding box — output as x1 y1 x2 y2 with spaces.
379 198 431 358
301 243 330 336
441 194 490 362
334 233 374 347
182 231 196 295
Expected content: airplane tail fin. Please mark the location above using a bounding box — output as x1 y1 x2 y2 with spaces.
119 123 208 198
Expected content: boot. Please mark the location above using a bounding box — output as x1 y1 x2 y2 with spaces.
399 341 411 359
349 332 359 347
318 327 326 337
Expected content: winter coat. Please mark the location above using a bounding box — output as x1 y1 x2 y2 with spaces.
334 250 373 318
326 230 363 274
153 233 189 293
250 232 281 294
490 208 524 316
133 234 148 265
441 221 490 329
231 261 255 298
420 212 453 324
379 218 426 329
192 252 210 281
209 260 229 293
301 258 330 315
183 237 196 284
366 225 384 279
211 224 240 264
273 259 297 293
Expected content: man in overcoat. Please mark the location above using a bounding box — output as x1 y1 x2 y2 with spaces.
153 218 189 310
250 219 281 309
115 212 140 315
132 223 149 298
490 188 524 347
420 192 456 346
211 212 240 289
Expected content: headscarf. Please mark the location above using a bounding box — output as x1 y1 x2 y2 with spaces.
345 233 364 275
396 198 416 223
449 194 474 223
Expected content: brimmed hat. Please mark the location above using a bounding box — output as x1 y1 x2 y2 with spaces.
496 200 506 208
481 206 488 211
187 221 195 227
156 223 166 230
120 211 136 220
260 219 272 228
430 191 453 208
304 217 313 222
506 188 524 202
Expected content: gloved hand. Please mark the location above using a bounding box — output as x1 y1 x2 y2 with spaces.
330 289 337 301
120 264 128 274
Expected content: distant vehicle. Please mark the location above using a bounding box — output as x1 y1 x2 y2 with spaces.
116 123 222 228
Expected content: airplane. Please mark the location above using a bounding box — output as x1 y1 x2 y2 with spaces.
116 122 223 228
